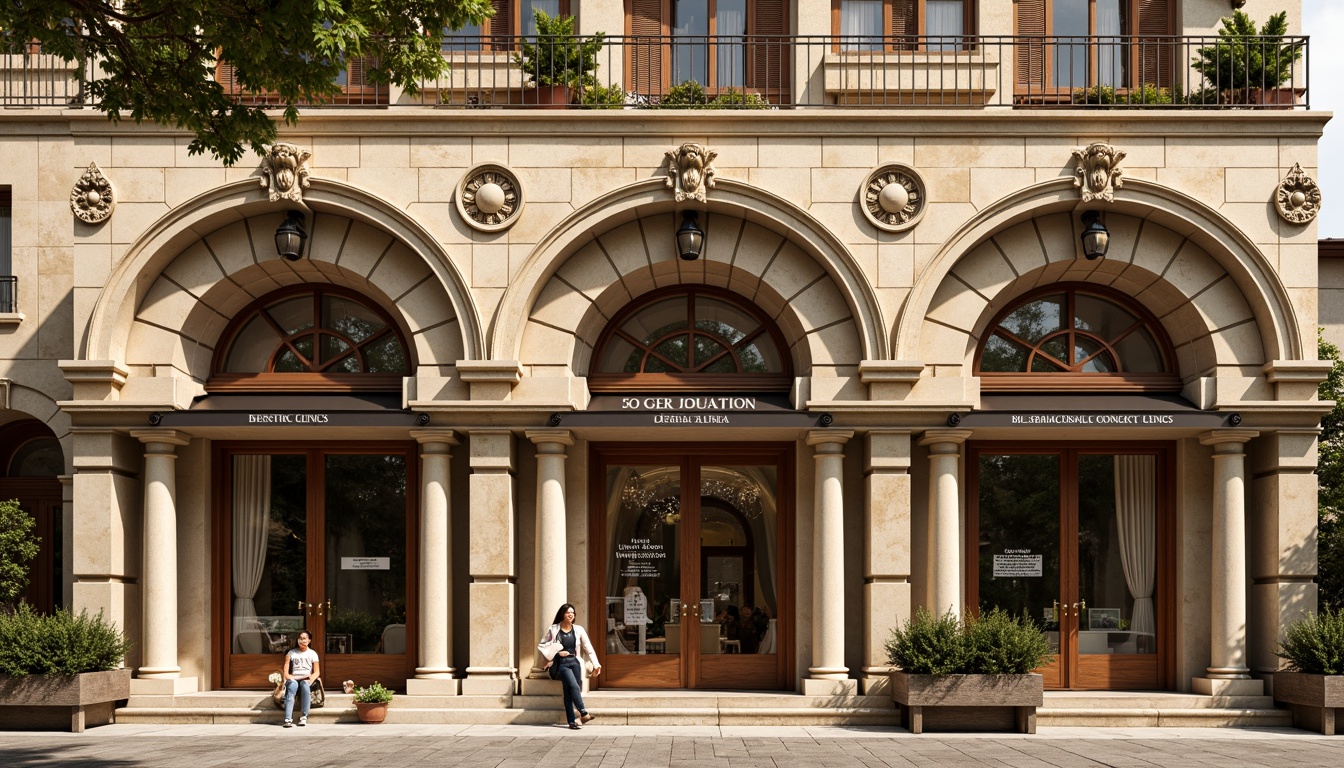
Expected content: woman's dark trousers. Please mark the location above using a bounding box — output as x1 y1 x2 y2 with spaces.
557 658 586 724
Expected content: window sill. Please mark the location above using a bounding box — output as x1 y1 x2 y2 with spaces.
0 312 24 328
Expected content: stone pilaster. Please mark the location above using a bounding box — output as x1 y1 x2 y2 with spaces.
407 429 460 696
462 430 518 695
803 430 856 695
520 430 574 694
919 429 972 618
861 430 912 695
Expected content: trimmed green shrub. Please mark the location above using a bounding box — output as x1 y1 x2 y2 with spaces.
578 83 626 108
0 499 39 604
709 88 770 109
886 607 1053 675
353 681 395 703
658 79 709 108
0 603 130 676
514 10 605 89
1072 84 1173 107
1277 608 1344 675
965 608 1054 674
1191 11 1302 94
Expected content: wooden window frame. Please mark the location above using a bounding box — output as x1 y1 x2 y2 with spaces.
209 285 414 393
830 0 977 53
1014 0 1175 99
588 285 793 393
974 283 1180 392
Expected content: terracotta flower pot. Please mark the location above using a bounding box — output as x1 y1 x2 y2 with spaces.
355 701 389 723
523 85 571 109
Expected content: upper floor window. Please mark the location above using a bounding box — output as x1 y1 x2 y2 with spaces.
0 187 11 313
627 0 788 100
1015 0 1175 95
835 1 973 52
443 1 572 50
211 286 411 392
975 285 1178 391
590 287 791 392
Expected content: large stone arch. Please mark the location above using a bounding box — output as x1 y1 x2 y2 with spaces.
493 178 887 373
85 179 483 378
895 179 1303 376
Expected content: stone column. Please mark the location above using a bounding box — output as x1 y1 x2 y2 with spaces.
462 430 518 695
861 430 912 695
919 430 972 618
407 429 459 696
128 429 196 695
804 430 855 695
523 431 573 691
1194 429 1263 696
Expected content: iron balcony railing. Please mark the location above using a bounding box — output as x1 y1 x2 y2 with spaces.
0 276 16 314
1 35 1309 110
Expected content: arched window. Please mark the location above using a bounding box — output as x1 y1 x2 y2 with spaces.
211 286 412 392
590 287 791 392
975 285 1177 391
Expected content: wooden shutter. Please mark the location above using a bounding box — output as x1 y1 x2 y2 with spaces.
890 0 918 52
1015 0 1046 96
215 60 238 96
628 0 667 99
750 0 788 101
1136 0 1173 92
491 0 513 35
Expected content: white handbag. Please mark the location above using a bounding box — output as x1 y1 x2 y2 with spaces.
539 640 563 660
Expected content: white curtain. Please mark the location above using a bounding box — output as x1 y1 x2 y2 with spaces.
715 0 746 87
840 0 882 52
927 0 964 52
1096 0 1123 88
1114 455 1156 635
231 456 272 653
522 0 562 36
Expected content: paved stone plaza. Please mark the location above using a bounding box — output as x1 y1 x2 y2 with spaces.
2 725 1343 767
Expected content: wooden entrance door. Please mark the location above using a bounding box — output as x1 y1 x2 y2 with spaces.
214 443 417 689
591 444 793 690
967 442 1175 690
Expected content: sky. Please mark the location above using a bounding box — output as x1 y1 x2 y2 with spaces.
1305 0 1341 237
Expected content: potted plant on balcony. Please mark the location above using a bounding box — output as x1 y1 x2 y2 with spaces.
886 608 1051 734
515 10 605 108
1191 10 1304 106
1273 608 1344 735
0 602 132 732
353 681 394 723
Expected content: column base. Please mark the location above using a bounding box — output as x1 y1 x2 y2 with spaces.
130 676 198 695
1192 677 1264 696
802 677 858 696
461 676 518 695
406 678 460 696
859 670 892 696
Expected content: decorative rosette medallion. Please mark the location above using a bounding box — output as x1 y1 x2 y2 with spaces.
70 162 115 224
1274 163 1322 224
860 164 927 232
456 164 523 232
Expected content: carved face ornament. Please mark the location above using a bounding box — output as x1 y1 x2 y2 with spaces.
260 142 312 203
1072 143 1126 203
665 143 717 203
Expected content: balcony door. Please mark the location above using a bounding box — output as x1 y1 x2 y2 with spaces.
215 443 417 689
968 443 1174 690
592 443 792 690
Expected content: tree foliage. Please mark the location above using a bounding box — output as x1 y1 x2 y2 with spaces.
0 499 40 605
1319 334 1344 612
0 1 494 165
1191 11 1303 92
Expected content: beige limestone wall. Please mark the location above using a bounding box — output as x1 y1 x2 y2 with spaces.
176 438 211 685
1322 258 1344 351
1176 437 1215 691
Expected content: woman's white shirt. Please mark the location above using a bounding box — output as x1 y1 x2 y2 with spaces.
538 623 601 667
286 648 319 679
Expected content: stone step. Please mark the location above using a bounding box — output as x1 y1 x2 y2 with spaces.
1037 707 1293 728
1042 693 1277 710
114 705 901 726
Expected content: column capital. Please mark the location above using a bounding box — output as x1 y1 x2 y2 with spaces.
918 428 972 447
526 429 574 448
128 429 190 448
411 428 459 447
807 430 854 449
1199 429 1260 448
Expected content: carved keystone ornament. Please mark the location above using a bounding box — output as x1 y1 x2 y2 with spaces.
1072 142 1126 203
860 164 927 232
70 162 115 224
260 142 312 203
665 143 717 203
456 164 523 232
1274 163 1322 224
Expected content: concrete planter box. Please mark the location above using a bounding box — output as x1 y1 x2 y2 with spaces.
1274 672 1344 735
0 668 131 732
890 672 1042 734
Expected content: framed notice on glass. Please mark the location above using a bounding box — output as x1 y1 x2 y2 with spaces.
1088 608 1121 630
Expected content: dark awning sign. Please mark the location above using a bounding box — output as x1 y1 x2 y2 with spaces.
560 394 821 427
956 410 1234 428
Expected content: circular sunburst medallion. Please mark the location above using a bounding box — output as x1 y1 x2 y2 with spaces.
456 164 524 232
860 164 926 232
1274 163 1322 225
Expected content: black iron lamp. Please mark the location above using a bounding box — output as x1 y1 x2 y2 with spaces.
274 210 308 261
1080 210 1109 260
676 210 704 261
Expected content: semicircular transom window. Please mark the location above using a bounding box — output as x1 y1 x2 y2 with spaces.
976 286 1178 391
211 286 411 392
590 287 791 392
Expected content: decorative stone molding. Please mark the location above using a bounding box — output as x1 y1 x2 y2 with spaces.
664 143 717 202
259 142 312 203
860 165 927 232
1274 163 1321 224
69 163 115 224
456 164 523 232
1072 142 1126 202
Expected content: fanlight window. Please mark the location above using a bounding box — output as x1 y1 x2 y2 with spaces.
976 286 1177 391
590 288 790 392
212 287 410 392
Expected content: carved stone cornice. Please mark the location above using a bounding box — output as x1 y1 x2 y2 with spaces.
260 142 312 203
1072 142 1126 202
664 143 717 202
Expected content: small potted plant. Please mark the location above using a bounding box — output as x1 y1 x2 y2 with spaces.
1191 10 1304 106
514 10 605 108
352 681 394 723
887 608 1052 734
1273 608 1344 735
